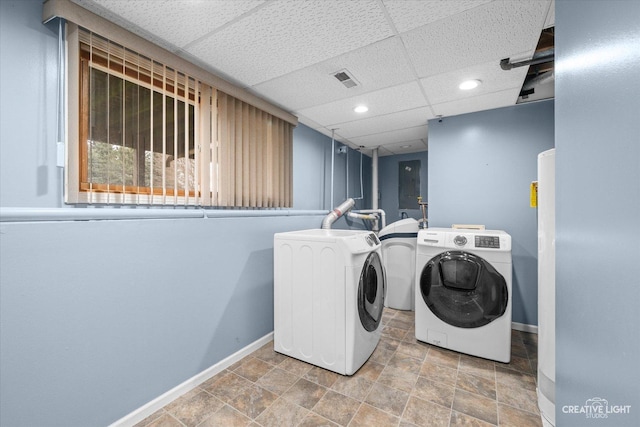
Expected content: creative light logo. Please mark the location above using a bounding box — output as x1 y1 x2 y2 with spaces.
562 397 632 419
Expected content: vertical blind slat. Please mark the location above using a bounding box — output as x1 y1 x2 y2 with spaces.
256 109 264 207
77 28 293 207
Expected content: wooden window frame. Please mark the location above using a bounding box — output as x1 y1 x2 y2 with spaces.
61 18 294 208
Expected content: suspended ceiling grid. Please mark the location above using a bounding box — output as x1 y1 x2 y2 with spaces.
72 0 555 156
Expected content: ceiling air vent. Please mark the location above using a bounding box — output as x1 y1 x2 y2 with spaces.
333 69 359 89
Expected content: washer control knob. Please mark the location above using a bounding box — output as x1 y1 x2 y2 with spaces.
453 235 467 246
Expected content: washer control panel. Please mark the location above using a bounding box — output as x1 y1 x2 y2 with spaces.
475 235 500 248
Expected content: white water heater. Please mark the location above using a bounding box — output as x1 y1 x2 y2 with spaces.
537 148 555 427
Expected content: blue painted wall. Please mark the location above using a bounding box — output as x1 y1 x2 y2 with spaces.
0 0 62 208
378 151 429 223
0 1 369 425
293 124 372 213
427 100 555 326
555 1 640 425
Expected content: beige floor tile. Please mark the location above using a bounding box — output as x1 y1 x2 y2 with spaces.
228 384 278 419
166 390 223 427
456 371 497 400
198 405 252 427
521 332 538 346
202 371 252 403
350 403 400 427
278 356 313 376
281 378 327 410
401 396 451 427
312 390 360 426
396 340 429 361
254 397 309 427
450 410 497 426
256 367 299 395
377 365 418 393
495 366 537 392
365 382 410 417
148 309 539 427
233 357 273 382
503 354 535 374
388 352 423 375
133 409 166 427
370 344 396 365
379 336 402 352
199 369 231 390
412 376 455 407
382 325 409 340
163 387 202 413
303 366 340 388
419 360 458 386
496 381 540 415
402 328 417 343
387 317 414 331
459 355 496 381
426 346 461 369
393 310 415 322
251 342 289 366
452 389 498 425
355 359 385 381
497 403 542 427
143 413 183 427
331 374 374 401
297 412 339 427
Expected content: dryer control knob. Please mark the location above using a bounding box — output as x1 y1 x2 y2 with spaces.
453 235 467 246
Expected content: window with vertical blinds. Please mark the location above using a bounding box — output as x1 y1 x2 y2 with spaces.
70 26 293 208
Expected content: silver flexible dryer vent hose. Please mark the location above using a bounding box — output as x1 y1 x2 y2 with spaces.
321 198 356 229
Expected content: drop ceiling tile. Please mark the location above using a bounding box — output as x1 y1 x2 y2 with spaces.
187 0 394 86
420 60 528 105
401 0 551 78
544 0 555 28
382 0 492 33
431 88 520 118
75 0 265 48
297 81 428 129
331 107 433 139
348 125 428 148
251 36 415 111
375 147 394 157
384 139 429 155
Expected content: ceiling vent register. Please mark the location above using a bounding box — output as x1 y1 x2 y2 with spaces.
333 69 359 88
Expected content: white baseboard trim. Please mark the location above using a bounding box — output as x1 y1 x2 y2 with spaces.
109 332 274 427
512 322 538 334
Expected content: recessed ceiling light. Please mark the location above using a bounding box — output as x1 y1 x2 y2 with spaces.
354 105 369 113
459 79 481 90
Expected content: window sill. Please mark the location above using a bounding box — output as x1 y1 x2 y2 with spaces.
0 207 327 223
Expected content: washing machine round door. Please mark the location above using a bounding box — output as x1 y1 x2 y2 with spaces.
419 251 507 328
358 252 385 332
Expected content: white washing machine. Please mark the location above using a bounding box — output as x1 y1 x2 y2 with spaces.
274 229 385 375
415 228 512 363
379 218 419 310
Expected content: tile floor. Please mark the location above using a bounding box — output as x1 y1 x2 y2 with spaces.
135 308 541 427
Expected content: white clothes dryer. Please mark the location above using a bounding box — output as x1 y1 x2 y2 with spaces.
274 229 385 375
415 228 512 363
